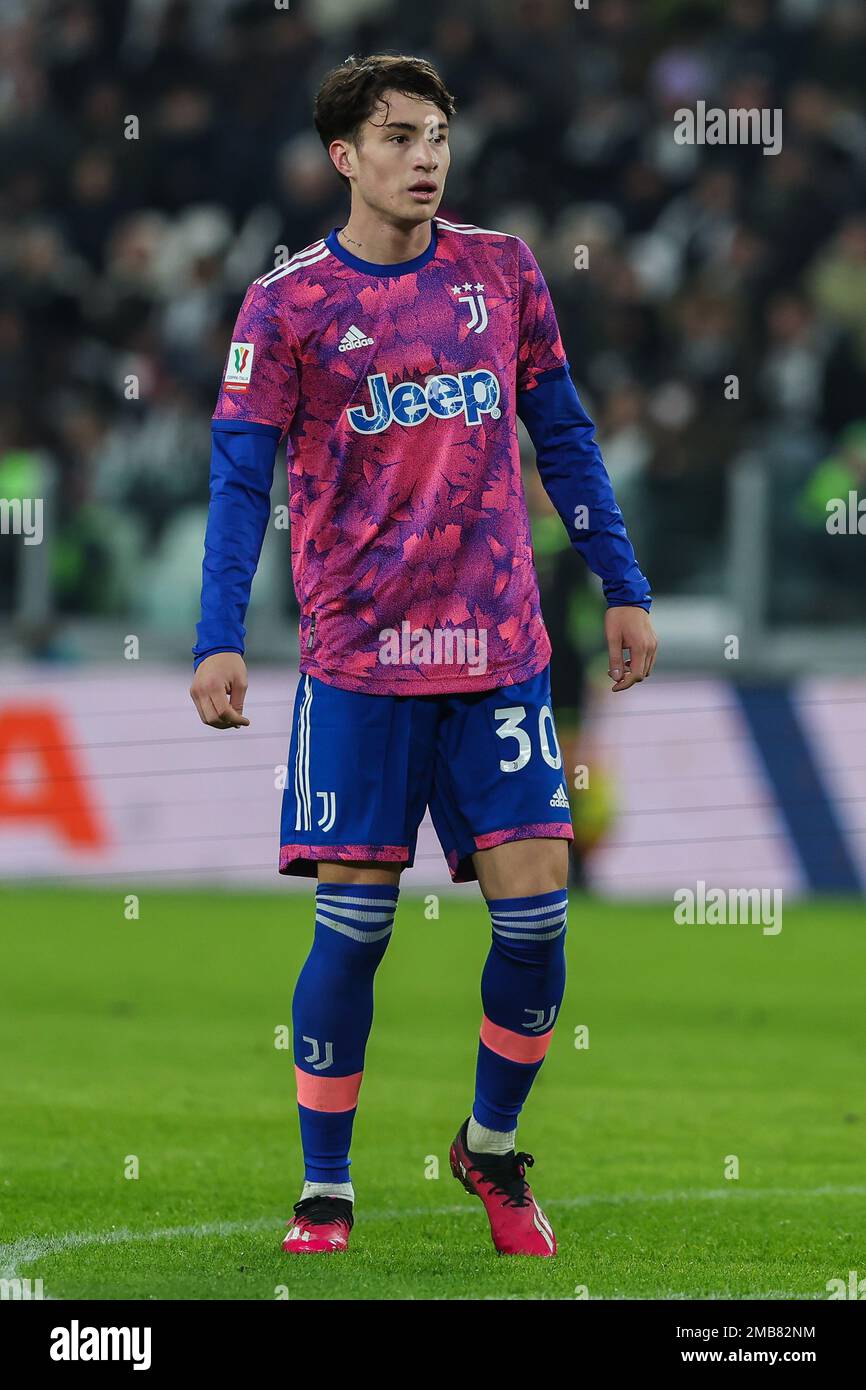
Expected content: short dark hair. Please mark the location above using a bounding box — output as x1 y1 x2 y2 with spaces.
314 53 457 191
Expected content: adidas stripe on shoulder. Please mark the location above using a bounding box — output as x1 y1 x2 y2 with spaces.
253 239 332 288
434 217 515 239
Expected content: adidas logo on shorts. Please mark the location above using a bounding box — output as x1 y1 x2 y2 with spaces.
549 784 570 808
339 324 375 352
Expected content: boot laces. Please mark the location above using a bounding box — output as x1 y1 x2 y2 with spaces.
473 1150 535 1207
290 1195 354 1228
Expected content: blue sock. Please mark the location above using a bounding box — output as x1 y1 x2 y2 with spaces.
292 882 398 1182
473 888 568 1132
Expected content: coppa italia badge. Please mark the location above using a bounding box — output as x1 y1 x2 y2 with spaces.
224 341 255 391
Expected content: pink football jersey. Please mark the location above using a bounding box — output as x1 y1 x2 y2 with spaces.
212 218 568 694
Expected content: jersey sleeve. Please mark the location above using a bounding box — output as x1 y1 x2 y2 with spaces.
212 279 299 434
517 369 652 610
192 424 280 667
515 237 568 393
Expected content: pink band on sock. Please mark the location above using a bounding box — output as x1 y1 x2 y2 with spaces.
480 1014 554 1064
295 1067 363 1112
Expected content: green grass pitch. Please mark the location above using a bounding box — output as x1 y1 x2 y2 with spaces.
1 887 864 1300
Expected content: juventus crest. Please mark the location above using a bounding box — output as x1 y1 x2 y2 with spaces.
451 282 489 334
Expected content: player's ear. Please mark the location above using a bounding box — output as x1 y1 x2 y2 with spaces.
329 138 354 181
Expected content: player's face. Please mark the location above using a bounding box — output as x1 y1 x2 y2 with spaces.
350 89 450 225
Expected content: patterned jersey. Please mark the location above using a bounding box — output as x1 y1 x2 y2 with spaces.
212 218 568 695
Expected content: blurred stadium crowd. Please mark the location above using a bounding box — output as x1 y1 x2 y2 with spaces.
1 0 865 655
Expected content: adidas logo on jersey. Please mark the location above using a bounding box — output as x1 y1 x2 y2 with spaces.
339 324 374 352
549 784 570 808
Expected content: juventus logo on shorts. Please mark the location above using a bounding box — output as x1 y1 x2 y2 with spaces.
316 791 337 831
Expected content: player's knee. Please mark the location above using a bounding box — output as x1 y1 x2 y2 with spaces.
314 922 392 968
487 886 568 969
491 918 568 968
309 881 398 975
494 930 567 973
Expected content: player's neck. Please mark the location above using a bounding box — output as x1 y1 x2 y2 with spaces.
337 212 433 266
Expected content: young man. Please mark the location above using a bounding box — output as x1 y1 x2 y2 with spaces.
190 54 656 1259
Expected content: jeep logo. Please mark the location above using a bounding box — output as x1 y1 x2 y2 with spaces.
346 370 502 433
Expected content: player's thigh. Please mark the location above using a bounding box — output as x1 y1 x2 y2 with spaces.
473 836 568 899
316 859 402 887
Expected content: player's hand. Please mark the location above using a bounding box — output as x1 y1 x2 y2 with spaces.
604 606 658 693
189 653 251 729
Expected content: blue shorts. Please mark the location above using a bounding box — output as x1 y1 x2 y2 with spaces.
279 664 574 883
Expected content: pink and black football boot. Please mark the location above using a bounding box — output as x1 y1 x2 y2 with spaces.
282 1195 354 1254
450 1118 556 1256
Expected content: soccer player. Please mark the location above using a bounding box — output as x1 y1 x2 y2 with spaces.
190 54 656 1258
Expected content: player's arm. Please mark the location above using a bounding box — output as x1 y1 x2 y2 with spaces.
514 238 657 692
190 280 298 729
191 423 281 728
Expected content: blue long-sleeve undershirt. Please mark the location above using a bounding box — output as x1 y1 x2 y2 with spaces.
192 419 280 669
517 364 651 610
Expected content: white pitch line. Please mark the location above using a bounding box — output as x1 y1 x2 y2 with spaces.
0 1216 276 1279
3 1183 865 1277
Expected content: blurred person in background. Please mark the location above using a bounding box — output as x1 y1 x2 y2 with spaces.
2 0 864 641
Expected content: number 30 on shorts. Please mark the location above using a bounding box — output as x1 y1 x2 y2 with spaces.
494 705 562 772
